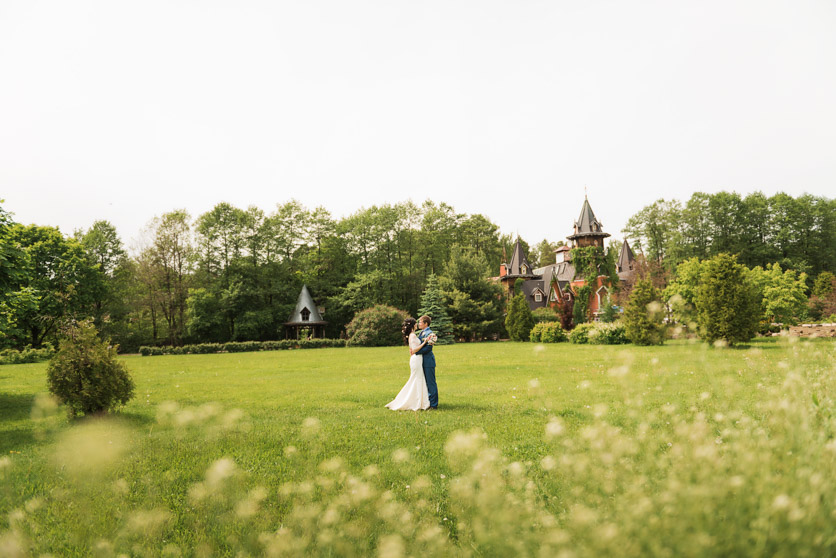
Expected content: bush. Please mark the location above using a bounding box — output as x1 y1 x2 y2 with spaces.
346 305 411 347
529 322 544 342
569 323 596 344
623 278 666 346
47 322 135 417
588 323 629 345
530 322 568 343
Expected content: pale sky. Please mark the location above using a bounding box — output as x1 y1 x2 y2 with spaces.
1 0 834 252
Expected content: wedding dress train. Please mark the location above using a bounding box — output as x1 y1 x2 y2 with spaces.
385 333 430 411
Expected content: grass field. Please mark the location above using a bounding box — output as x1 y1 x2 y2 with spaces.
1 338 835 557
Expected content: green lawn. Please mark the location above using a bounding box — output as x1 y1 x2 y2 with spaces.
1 338 835 557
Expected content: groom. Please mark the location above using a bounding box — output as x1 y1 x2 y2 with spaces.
415 315 438 409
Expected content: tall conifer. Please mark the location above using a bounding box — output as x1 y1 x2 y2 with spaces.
418 274 454 344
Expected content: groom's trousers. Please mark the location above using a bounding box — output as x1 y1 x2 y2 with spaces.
422 352 438 408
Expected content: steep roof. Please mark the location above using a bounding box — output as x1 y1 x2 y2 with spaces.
617 239 635 272
506 238 536 277
285 285 327 325
535 261 576 288
567 196 611 241
617 239 637 281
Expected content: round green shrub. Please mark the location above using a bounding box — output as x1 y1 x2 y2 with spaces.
47 322 135 417
346 305 411 347
569 323 596 344
530 321 568 343
588 323 629 345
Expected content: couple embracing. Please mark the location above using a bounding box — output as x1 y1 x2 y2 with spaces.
385 315 439 411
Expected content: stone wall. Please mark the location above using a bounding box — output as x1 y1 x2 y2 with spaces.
788 324 836 338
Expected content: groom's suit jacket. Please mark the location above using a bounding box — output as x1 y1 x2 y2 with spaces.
415 327 435 362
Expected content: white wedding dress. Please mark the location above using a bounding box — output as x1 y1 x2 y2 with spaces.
385 333 430 411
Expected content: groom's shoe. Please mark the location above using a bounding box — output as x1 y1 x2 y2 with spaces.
427 406 438 411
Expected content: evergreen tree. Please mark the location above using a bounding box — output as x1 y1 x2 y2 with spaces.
599 295 618 323
418 274 454 344
623 278 665 345
47 320 135 417
505 293 535 341
695 253 761 345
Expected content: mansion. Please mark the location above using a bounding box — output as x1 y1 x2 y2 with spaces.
498 197 636 315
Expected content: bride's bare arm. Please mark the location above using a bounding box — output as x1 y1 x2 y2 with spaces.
409 338 427 356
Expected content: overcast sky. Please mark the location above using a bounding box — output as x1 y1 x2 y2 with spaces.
1 0 834 252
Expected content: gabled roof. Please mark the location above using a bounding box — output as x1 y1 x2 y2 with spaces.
519 279 546 310
535 261 576 286
617 239 635 273
567 196 611 241
506 238 536 277
285 285 327 325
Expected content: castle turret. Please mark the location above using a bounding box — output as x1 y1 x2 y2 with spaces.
567 196 610 248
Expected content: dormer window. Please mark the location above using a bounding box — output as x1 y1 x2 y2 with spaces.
301 307 311 321
534 292 542 302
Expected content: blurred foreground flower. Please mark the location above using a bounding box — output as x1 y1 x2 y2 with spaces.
51 418 134 478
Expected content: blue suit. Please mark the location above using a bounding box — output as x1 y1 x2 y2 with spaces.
416 327 438 408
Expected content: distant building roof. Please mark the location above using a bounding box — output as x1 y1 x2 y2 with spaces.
617 239 635 272
285 285 327 325
534 261 576 285
505 238 537 278
567 197 611 241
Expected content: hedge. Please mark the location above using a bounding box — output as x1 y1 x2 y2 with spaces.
0 345 56 365
139 338 346 356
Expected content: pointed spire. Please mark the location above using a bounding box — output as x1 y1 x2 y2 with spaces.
617 239 635 272
567 196 611 241
507 238 534 276
286 285 325 324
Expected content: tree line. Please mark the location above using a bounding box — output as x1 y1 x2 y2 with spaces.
1 190 833 353
622 191 835 277
0 200 510 352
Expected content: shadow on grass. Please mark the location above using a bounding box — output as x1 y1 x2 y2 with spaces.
115 411 155 427
0 426 35 453
432 402 491 412
0 392 34 422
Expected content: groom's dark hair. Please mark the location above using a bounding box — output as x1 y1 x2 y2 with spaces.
419 315 431 326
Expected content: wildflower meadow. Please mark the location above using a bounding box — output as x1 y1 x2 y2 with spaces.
1 338 835 556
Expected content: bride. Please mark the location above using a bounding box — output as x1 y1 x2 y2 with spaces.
385 318 431 411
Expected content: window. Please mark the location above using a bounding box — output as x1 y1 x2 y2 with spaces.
550 289 557 302
596 286 609 308
301 307 311 321
535 292 542 302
